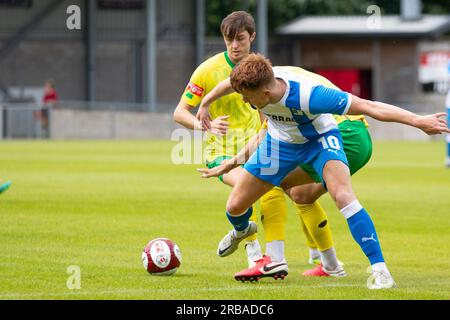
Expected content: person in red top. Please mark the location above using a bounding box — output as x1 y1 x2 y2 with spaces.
40 80 59 137
43 80 59 104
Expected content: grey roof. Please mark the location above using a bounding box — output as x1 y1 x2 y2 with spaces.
277 15 450 38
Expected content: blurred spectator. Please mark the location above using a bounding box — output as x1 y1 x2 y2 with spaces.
43 80 59 104
38 80 59 138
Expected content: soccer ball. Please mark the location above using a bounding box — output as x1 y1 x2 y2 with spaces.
142 238 182 276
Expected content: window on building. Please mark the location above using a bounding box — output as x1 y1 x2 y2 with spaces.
0 0 32 7
98 0 144 9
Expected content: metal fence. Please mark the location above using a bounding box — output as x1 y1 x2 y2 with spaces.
0 103 51 139
53 100 174 113
0 101 177 140
0 100 446 141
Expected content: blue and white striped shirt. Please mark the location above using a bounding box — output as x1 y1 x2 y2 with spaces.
263 67 352 144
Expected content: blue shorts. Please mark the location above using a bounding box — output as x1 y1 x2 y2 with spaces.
244 129 349 188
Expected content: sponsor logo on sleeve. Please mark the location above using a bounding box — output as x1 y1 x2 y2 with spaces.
186 82 204 98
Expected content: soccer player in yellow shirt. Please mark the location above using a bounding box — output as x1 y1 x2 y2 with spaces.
174 11 343 278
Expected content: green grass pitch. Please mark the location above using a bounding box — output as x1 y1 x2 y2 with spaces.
0 139 449 300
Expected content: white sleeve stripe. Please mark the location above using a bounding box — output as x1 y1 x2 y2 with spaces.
342 94 353 115
300 82 315 113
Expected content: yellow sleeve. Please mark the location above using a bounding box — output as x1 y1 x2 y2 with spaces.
181 67 206 108
261 119 268 130
335 115 369 127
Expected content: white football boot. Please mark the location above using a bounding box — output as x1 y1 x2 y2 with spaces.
217 221 258 257
368 269 396 289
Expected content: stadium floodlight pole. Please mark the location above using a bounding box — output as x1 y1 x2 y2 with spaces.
257 0 268 56
196 0 205 67
86 0 97 105
446 88 450 167
145 0 157 112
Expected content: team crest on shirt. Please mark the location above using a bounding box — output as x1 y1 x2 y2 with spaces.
186 82 204 97
290 108 305 116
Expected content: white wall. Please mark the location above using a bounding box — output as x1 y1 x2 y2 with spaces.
50 109 446 141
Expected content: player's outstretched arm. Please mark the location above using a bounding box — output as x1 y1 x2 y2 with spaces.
196 78 235 130
198 126 268 178
348 95 450 135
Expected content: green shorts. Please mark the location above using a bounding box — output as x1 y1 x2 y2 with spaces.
300 120 373 183
206 156 234 183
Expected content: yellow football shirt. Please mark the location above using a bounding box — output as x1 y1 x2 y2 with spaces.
181 51 262 163
282 66 368 126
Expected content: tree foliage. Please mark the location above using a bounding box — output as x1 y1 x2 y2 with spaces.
206 0 450 36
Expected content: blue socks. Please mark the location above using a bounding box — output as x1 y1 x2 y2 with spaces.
341 200 384 265
226 207 253 231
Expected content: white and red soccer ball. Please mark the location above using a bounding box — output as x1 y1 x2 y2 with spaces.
142 238 182 276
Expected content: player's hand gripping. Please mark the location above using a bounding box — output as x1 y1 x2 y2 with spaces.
209 115 230 136
196 101 229 135
413 113 450 135
197 159 235 178
196 104 212 131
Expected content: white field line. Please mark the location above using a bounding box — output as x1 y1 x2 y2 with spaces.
3 281 448 299
0 283 360 298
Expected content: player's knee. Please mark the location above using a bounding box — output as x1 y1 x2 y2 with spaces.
226 198 246 216
290 191 316 205
330 189 354 208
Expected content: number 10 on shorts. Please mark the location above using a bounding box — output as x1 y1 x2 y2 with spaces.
318 136 341 150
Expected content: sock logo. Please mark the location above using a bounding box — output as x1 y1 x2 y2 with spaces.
361 233 377 243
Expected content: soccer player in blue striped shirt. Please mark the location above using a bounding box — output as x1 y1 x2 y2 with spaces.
198 53 449 288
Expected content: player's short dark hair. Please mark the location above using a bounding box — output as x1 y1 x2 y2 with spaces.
230 53 274 93
221 11 255 40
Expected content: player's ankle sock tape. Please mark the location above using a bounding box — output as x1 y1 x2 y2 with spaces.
309 248 320 260
344 206 385 265
226 207 253 232
266 240 285 262
320 247 339 269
